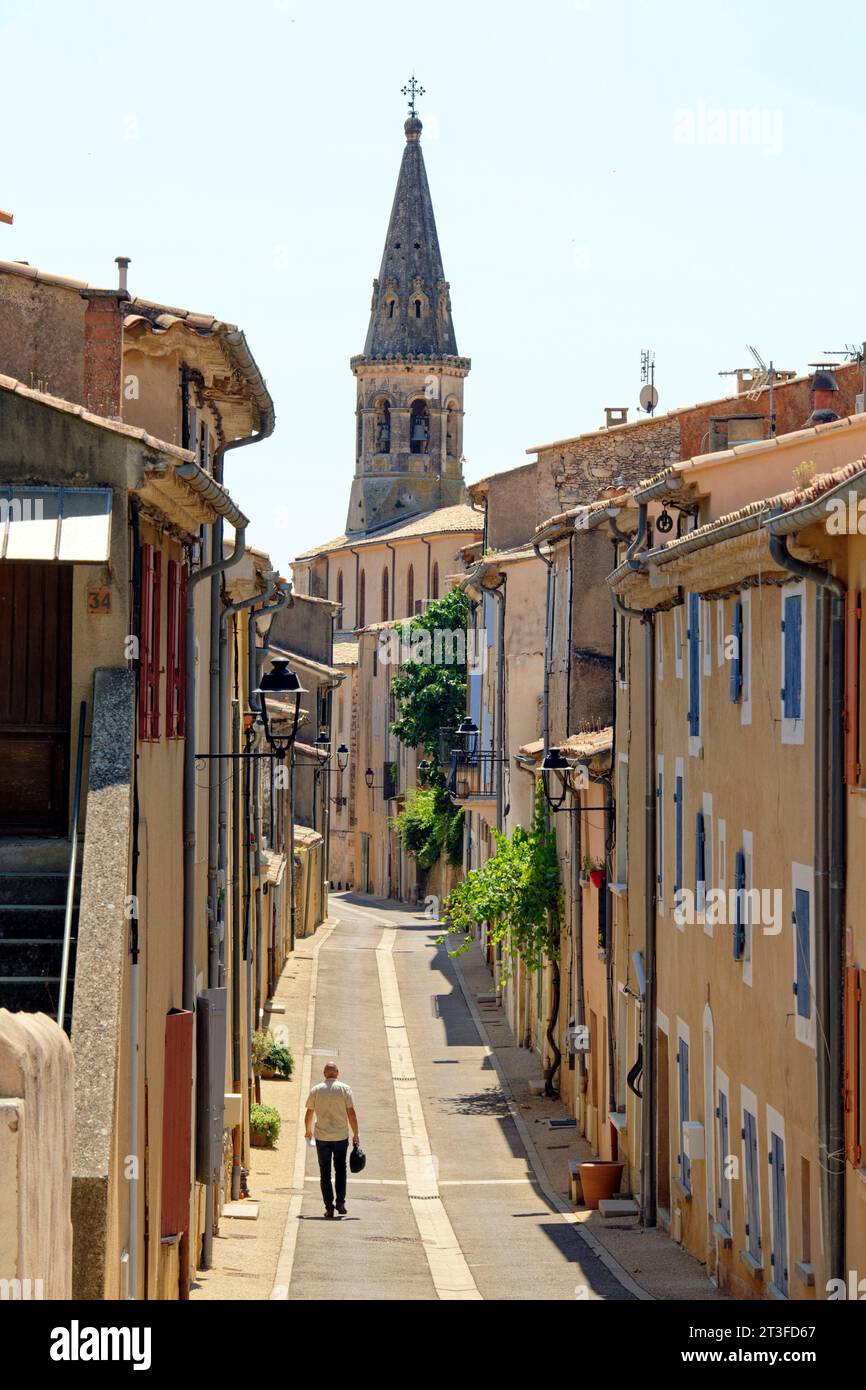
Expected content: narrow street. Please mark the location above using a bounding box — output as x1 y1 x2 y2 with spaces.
264 896 638 1302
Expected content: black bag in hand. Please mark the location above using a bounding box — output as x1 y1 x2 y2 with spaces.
349 1142 366 1173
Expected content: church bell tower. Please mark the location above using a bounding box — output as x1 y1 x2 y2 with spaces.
346 79 470 535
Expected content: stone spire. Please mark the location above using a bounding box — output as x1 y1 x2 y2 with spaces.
362 115 458 359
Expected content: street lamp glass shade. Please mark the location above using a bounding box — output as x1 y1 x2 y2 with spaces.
417 759 430 784
315 731 331 763
252 658 307 756
336 744 349 772
541 746 570 810
365 767 374 789
456 718 479 759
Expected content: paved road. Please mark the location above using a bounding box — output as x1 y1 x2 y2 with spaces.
285 896 635 1302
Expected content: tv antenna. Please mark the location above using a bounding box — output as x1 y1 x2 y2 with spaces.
719 345 779 435
639 349 657 415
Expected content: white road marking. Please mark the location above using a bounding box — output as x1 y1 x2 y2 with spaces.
375 926 482 1301
269 920 336 1300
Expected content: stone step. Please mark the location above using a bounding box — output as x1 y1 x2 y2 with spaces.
0 872 80 906
0 937 76 976
598 1198 640 1219
0 905 79 939
0 977 71 1020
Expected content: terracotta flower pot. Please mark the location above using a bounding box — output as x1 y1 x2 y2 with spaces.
250 1129 273 1148
579 1160 624 1208
589 868 605 889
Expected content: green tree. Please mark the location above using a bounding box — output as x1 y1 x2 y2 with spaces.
443 783 564 1094
388 587 469 870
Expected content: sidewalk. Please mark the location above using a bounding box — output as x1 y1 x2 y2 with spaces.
451 934 729 1302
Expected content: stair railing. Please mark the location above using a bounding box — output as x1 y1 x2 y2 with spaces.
57 700 87 1027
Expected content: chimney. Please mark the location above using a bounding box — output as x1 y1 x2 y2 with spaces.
604 407 628 428
79 258 131 419
804 365 840 428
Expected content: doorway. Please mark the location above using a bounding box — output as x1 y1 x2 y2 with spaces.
0 562 73 834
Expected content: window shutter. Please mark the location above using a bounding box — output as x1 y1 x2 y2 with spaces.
674 775 684 899
733 849 746 959
793 887 811 1019
139 543 162 741
782 593 802 720
688 594 700 735
166 559 187 738
844 965 862 1166
729 600 743 702
845 590 861 785
695 809 705 901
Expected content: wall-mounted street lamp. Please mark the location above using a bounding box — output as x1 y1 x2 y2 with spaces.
253 657 306 759
417 759 430 785
540 746 571 811
365 767 375 789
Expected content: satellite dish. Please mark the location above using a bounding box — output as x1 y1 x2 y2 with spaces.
639 383 658 412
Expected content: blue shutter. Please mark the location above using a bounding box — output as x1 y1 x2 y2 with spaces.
718 1092 731 1230
674 774 683 900
770 1133 788 1292
695 811 708 906
744 1110 761 1260
729 600 743 702
678 1039 691 1191
782 593 803 720
656 769 664 891
733 850 746 960
794 886 811 1019
688 593 700 735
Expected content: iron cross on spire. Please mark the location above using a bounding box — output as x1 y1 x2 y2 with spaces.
401 74 425 118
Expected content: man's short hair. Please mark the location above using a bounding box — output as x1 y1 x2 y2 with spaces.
323 1061 339 1077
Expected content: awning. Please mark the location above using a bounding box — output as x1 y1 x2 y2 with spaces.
0 487 112 561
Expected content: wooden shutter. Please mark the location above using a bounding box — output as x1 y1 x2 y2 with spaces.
166 559 187 739
794 887 811 1020
139 543 162 741
845 591 861 785
678 1039 691 1190
674 774 683 900
695 810 706 904
733 849 746 959
687 594 700 735
730 600 743 702
160 1009 194 1238
782 593 802 720
844 965 862 1166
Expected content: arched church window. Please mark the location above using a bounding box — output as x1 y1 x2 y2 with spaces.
381 568 390 622
446 402 458 458
358 570 366 628
406 564 415 617
388 300 395 319
432 562 440 600
374 398 391 454
414 299 422 318
409 399 429 454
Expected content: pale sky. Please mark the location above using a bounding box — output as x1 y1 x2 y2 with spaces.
2 0 865 572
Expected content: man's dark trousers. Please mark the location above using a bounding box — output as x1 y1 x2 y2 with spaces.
316 1138 349 1211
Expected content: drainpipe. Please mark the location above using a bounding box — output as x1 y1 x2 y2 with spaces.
767 529 845 1283
533 538 556 754
570 789 588 1099
128 500 143 1299
566 532 575 734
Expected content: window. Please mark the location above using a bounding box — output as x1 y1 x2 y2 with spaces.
409 399 429 454
792 864 815 1047
618 612 628 687
358 570 366 628
781 584 806 744
687 592 701 748
336 570 344 626
716 1076 732 1235
729 599 743 702
845 589 861 785
677 1029 691 1194
657 611 664 681
733 849 747 961
381 568 390 622
414 298 422 318
844 965 862 1166
432 562 440 600
695 809 706 917
767 1111 789 1297
742 1098 762 1266
716 601 726 668
740 590 752 725
674 606 684 679
139 542 162 741
166 558 186 739
375 398 391 454
406 564 414 618
702 599 712 675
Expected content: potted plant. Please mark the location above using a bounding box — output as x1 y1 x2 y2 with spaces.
589 864 606 889
251 1029 294 1081
579 1159 624 1208
249 1102 281 1149
579 854 591 888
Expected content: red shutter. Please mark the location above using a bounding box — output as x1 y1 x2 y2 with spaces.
844 590 861 785
139 543 162 741
844 965 861 1167
160 1009 194 1238
166 559 187 738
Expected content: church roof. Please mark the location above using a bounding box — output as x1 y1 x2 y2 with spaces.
361 117 458 360
294 502 484 562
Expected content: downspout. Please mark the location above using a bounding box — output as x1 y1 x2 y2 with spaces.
642 610 657 1222
128 501 143 1298
566 531 575 735
532 538 556 755
570 788 588 1100
767 528 845 1282
591 768 618 1121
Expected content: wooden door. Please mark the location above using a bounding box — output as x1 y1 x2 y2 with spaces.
0 562 73 834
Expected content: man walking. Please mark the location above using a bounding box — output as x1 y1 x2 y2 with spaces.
304 1061 360 1218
